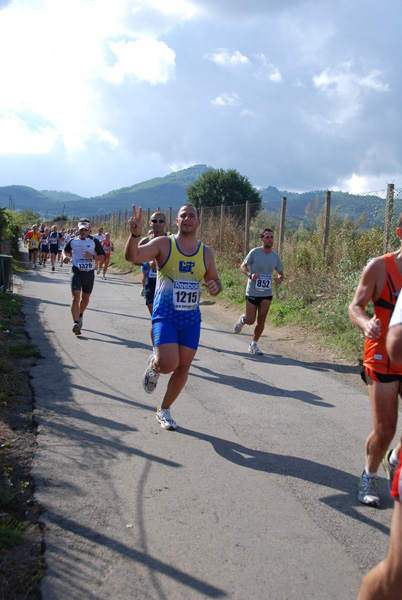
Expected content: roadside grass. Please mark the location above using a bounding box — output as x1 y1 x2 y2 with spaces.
11 255 26 276
0 289 44 599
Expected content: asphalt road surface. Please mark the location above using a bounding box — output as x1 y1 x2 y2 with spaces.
17 252 400 599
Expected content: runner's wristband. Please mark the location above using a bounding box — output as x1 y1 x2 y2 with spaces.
131 233 140 238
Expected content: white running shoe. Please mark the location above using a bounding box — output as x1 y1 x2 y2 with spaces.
142 354 160 394
249 343 263 355
72 323 81 336
358 471 380 507
383 449 398 492
234 315 245 334
156 406 177 430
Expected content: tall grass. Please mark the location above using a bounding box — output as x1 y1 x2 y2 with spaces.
109 208 391 363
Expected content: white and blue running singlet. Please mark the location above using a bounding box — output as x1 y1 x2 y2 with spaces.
152 236 206 326
64 236 103 271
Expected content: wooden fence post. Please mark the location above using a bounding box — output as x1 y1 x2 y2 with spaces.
322 191 331 257
220 205 225 251
245 201 250 255
168 207 172 233
278 197 286 255
383 183 395 254
200 207 204 239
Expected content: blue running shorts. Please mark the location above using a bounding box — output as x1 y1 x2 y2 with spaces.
153 319 201 350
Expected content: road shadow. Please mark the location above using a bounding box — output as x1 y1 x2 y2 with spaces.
198 340 361 377
41 510 227 599
178 427 393 533
190 362 332 407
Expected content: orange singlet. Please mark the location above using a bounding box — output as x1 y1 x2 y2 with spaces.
102 240 112 259
363 253 402 375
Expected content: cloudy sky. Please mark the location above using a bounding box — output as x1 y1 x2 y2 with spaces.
0 0 400 197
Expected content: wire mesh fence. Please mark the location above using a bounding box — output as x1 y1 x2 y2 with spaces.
60 184 402 272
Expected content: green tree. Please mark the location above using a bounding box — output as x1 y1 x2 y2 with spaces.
187 168 262 217
52 214 68 222
16 208 40 225
0 208 22 255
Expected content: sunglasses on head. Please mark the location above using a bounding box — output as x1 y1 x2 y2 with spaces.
151 219 165 223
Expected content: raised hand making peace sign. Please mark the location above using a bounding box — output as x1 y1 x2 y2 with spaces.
128 205 143 237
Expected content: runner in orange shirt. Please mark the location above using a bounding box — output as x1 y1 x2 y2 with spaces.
349 214 402 507
101 232 114 280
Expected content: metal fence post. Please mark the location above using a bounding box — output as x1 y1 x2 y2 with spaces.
383 183 395 254
278 197 286 255
323 190 331 257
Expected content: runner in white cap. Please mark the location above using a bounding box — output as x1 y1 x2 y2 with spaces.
62 220 105 335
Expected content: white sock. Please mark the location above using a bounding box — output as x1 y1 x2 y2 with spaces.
390 449 400 466
364 468 377 478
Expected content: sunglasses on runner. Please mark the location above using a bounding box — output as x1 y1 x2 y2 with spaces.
151 219 165 223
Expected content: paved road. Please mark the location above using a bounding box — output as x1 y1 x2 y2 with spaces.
17 253 399 599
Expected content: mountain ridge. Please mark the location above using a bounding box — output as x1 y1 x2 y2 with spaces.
0 164 387 224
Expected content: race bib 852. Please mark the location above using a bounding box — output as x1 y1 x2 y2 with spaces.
255 274 272 290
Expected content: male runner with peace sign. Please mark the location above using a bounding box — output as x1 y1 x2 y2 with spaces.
125 204 221 430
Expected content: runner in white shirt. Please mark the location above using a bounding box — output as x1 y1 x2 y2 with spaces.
62 220 105 335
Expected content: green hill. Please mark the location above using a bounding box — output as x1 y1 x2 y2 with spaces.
0 164 390 226
0 165 214 219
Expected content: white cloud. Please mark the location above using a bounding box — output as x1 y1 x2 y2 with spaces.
253 54 282 82
106 39 176 85
313 62 389 96
308 61 391 129
211 93 241 107
338 173 395 194
170 161 193 172
207 48 249 66
0 113 59 154
143 0 198 19
240 109 260 117
267 66 282 83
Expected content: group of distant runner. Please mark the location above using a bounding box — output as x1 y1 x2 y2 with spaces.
23 223 114 279
23 205 402 597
